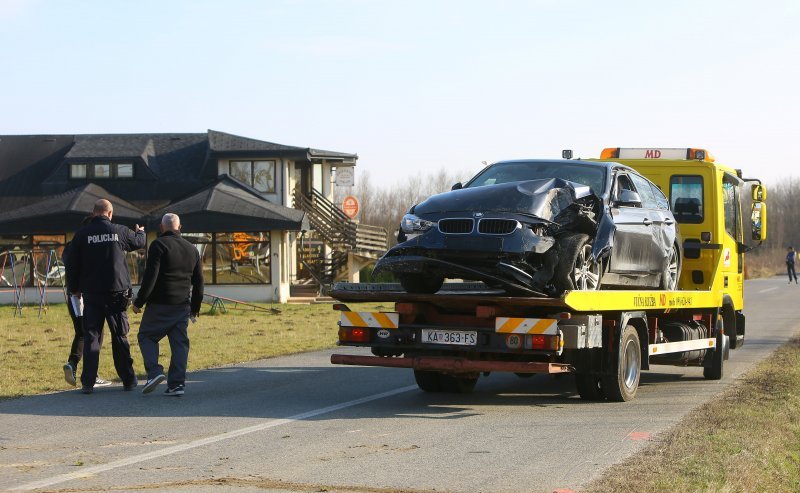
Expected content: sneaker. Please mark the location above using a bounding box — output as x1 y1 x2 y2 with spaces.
81 386 93 394
94 378 113 387
63 363 76 386
164 384 184 396
142 374 166 394
123 378 139 391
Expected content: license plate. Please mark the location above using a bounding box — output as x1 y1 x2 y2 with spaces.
421 329 478 346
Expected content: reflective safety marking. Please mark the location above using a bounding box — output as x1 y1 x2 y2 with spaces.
340 311 399 329
495 317 558 335
649 338 716 355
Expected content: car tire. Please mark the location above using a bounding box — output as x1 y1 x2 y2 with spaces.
660 243 681 290
554 233 602 293
438 373 479 393
400 274 444 294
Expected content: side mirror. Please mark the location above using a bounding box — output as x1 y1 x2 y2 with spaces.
616 190 642 207
451 182 463 191
751 184 767 202
751 202 767 241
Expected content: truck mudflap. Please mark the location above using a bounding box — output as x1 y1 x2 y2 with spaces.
330 354 573 374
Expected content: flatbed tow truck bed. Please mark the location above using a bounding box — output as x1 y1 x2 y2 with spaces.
329 282 730 401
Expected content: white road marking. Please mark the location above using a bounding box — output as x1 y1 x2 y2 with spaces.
758 287 778 293
9 385 418 491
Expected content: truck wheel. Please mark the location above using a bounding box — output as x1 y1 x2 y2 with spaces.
400 274 444 294
602 325 641 402
414 370 443 392
703 327 728 380
659 243 680 290
554 233 601 293
438 373 478 393
575 374 605 401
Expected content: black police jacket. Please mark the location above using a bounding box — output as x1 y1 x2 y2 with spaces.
133 230 204 313
66 216 146 295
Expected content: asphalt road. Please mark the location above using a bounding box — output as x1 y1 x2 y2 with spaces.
0 277 796 493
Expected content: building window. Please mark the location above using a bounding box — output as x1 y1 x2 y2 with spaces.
228 160 276 193
69 163 135 179
117 163 134 178
70 164 87 178
184 232 271 284
94 164 111 178
0 235 67 287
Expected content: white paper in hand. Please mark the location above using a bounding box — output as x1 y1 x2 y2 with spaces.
70 295 84 317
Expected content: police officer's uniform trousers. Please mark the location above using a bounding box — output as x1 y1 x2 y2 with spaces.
82 291 136 388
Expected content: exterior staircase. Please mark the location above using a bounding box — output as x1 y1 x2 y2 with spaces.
292 187 388 296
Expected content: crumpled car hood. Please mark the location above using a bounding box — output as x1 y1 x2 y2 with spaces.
412 178 595 222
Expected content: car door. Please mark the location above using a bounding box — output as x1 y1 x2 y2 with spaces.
629 172 669 274
608 172 659 281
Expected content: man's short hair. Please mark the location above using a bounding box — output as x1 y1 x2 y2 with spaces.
161 213 181 231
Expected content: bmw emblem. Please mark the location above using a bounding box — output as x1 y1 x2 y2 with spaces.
473 212 484 218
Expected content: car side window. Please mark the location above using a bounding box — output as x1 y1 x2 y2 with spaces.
650 183 670 210
613 174 635 202
629 173 659 210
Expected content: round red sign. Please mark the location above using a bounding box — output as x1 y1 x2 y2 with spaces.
342 195 360 219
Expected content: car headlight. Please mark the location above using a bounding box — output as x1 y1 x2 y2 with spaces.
400 214 434 233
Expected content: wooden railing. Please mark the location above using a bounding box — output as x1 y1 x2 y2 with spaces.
293 187 387 256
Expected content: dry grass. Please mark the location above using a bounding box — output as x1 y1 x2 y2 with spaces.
746 248 785 279
584 337 800 493
0 301 386 399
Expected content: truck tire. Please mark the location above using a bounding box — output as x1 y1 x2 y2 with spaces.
438 374 479 393
602 325 641 402
659 243 680 290
554 233 602 293
414 370 443 392
575 374 605 401
703 327 728 380
400 274 444 294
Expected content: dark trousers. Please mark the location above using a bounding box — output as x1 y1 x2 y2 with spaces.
66 297 93 368
789 263 798 283
138 303 191 387
81 292 137 388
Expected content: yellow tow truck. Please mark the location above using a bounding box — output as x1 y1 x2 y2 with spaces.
329 147 767 402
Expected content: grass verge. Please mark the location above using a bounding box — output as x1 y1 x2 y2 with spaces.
584 336 800 493
0 301 386 399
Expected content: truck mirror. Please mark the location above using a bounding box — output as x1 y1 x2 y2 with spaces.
451 182 463 191
751 202 767 241
616 190 642 207
751 184 767 202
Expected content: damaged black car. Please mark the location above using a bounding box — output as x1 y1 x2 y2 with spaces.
373 159 681 296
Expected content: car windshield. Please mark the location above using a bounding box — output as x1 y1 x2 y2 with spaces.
466 161 606 194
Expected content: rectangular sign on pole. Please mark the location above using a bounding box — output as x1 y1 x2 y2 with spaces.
335 167 355 187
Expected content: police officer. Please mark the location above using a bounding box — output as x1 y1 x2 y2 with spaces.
66 199 146 394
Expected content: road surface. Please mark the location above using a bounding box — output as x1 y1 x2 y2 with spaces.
0 278 795 492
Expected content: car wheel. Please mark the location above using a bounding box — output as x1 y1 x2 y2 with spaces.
660 243 680 290
399 274 444 294
554 233 602 293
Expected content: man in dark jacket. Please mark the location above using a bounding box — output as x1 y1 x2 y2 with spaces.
65 199 146 394
61 215 111 388
133 213 204 396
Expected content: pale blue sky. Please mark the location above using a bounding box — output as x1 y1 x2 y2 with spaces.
1 0 798 187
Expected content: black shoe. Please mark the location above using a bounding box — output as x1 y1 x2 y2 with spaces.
142 374 166 394
164 384 184 396
123 379 139 391
81 386 93 394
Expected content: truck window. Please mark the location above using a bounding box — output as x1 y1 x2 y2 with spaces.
722 174 740 241
629 173 658 209
670 175 703 223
